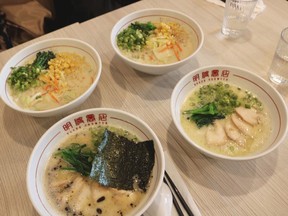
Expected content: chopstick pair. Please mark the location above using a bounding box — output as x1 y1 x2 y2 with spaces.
164 171 194 216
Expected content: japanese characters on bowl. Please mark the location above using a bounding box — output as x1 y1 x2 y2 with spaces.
190 68 231 85
27 108 165 216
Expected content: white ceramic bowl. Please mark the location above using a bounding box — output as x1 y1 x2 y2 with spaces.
0 38 102 117
171 65 288 160
27 108 165 216
111 8 204 75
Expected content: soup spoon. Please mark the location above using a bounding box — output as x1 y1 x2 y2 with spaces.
144 183 173 216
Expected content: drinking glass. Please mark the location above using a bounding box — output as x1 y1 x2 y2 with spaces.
268 27 288 85
221 0 258 38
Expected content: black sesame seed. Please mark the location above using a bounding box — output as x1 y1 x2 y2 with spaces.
96 208 102 214
97 196 105 203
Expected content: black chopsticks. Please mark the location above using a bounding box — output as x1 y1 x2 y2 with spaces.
163 177 184 216
164 171 194 216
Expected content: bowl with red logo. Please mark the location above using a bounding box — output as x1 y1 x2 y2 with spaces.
27 108 165 216
171 65 288 160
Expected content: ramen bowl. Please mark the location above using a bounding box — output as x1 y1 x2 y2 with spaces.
171 65 288 160
0 38 102 117
111 8 204 75
27 108 165 216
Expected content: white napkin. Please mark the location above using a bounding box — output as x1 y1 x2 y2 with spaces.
206 0 266 19
144 151 201 216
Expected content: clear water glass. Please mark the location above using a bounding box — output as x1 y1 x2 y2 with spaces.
268 27 288 85
221 0 258 38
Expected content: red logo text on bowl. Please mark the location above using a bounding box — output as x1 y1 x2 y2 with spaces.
62 113 108 134
192 69 230 86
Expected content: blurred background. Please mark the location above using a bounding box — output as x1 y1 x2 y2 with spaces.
0 0 139 52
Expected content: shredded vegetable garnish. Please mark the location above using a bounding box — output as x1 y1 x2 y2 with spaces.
38 52 86 103
7 50 94 111
147 22 185 61
7 51 55 91
117 21 189 62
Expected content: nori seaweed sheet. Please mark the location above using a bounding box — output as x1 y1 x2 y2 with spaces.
89 129 155 191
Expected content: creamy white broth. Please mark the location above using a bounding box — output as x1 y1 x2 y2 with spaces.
181 115 271 156
180 83 272 157
118 21 199 65
8 52 96 111
45 126 150 216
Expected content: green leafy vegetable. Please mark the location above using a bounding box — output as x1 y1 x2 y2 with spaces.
183 102 225 128
7 51 55 91
117 21 156 51
183 82 263 128
32 51 56 70
56 143 96 176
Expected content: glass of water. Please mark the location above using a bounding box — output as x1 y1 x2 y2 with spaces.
221 0 258 38
268 27 288 85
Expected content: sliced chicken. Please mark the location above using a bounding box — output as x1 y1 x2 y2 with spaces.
231 113 253 136
206 121 227 146
50 178 72 189
235 107 260 126
55 176 85 206
224 119 246 146
50 173 78 190
71 182 93 213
